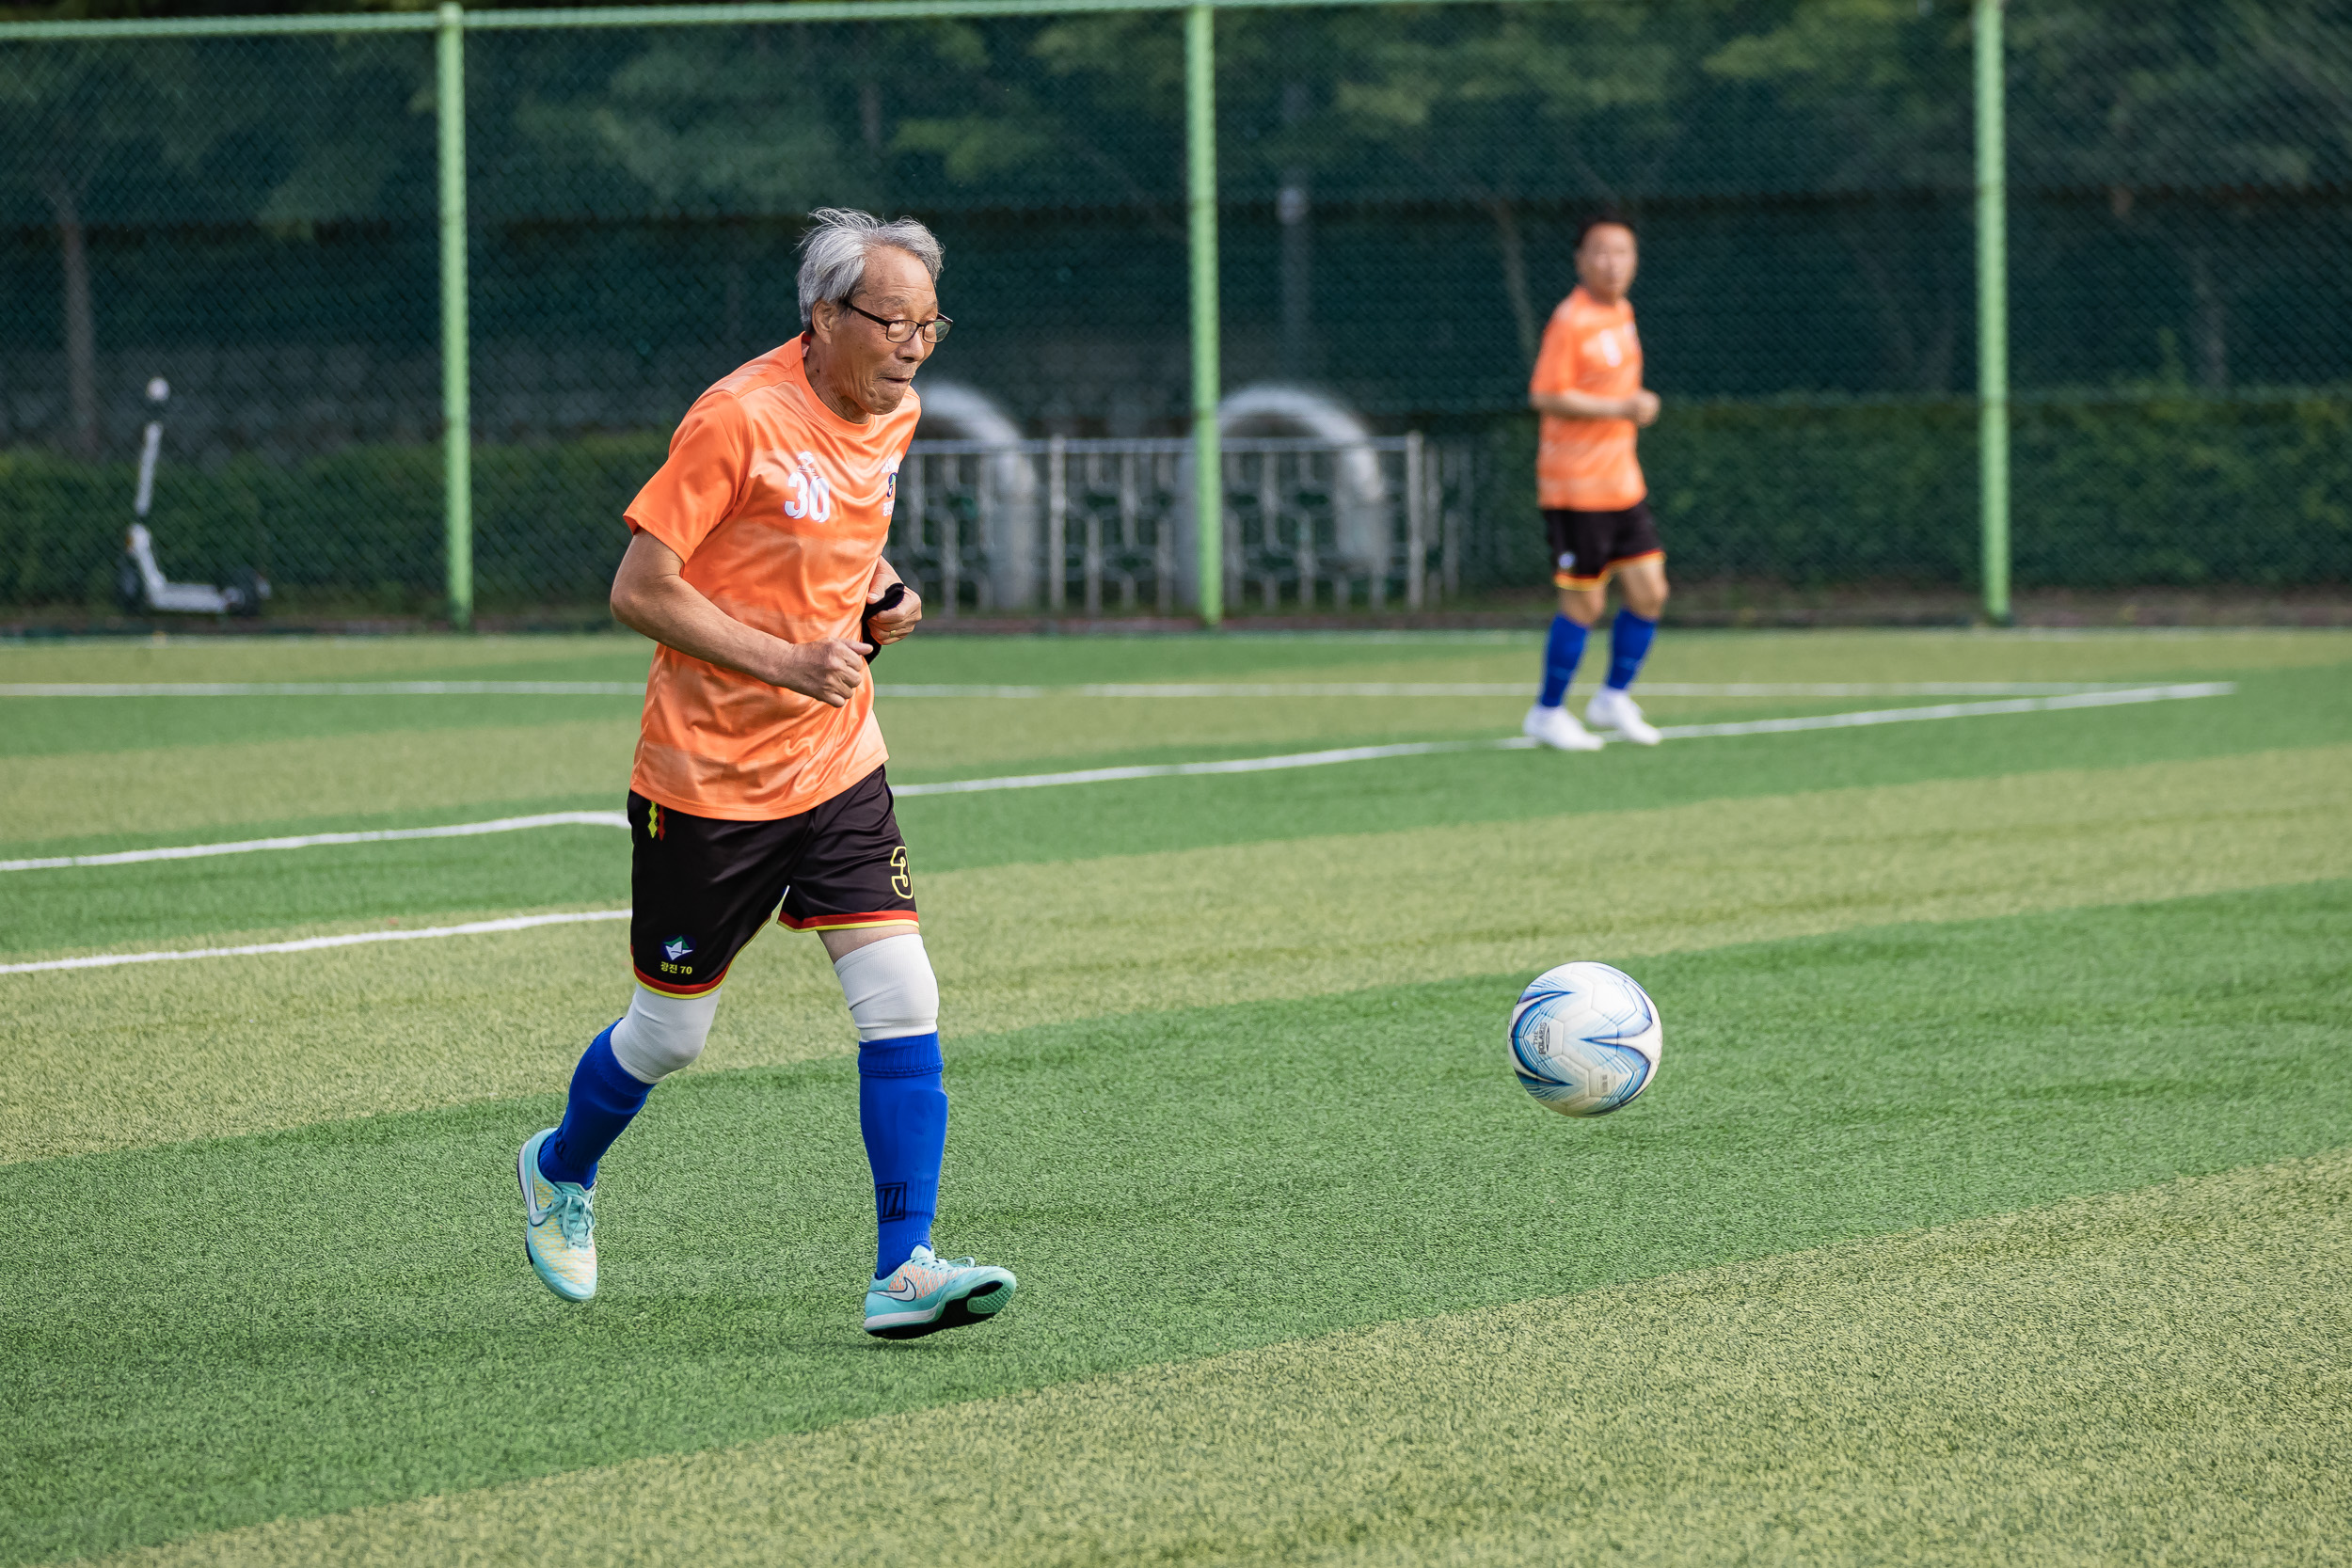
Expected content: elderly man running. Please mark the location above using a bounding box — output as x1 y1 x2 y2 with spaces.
516 208 1014 1339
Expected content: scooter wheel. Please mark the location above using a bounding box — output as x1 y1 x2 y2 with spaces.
224 565 270 618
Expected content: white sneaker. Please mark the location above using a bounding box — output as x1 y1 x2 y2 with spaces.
1585 687 1661 745
865 1245 1018 1339
1521 702 1605 752
518 1128 597 1302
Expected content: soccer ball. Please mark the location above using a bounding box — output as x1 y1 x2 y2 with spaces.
1506 961 1662 1117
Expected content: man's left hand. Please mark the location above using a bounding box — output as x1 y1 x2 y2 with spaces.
865 578 923 649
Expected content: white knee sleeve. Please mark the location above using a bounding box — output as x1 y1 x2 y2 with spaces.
832 934 940 1042
609 984 720 1084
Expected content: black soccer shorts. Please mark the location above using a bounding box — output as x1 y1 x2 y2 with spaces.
628 767 917 998
1544 501 1665 590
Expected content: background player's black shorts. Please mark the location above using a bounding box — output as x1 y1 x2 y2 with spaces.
628 767 916 997
1544 502 1665 589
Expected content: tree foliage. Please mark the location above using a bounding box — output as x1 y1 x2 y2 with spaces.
1 0 2346 436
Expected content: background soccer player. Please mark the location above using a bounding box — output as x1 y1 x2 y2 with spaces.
516 209 1015 1339
1521 213 1669 751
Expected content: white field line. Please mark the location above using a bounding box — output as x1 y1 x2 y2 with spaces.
0 812 629 873
2 679 2162 700
880 680 2162 699
1646 681 2233 738
894 682 2233 794
0 910 630 974
0 684 2233 972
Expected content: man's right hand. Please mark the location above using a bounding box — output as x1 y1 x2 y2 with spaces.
612 532 878 708
768 639 871 707
1628 389 1661 426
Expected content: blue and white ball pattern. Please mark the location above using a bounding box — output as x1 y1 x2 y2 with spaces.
1507 961 1662 1117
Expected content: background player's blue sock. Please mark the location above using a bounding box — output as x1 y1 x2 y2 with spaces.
1606 610 1658 691
538 1022 650 1189
1538 614 1587 707
859 1032 947 1278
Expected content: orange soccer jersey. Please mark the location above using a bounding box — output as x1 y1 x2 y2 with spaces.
624 338 918 821
1531 286 1647 512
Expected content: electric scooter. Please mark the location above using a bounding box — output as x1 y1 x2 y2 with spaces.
115 377 270 617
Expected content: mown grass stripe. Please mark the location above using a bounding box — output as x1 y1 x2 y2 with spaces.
4 661 2336 910
0 683 2236 878
2 626 2344 696
8 883 2349 1564
0 719 639 845
893 684 2233 795
56 1148 2352 1567
6 745 2344 1163
0 680 2169 699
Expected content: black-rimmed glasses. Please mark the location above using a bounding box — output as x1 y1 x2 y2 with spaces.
841 300 953 345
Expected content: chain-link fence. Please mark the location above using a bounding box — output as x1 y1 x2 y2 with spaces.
2 1 2346 622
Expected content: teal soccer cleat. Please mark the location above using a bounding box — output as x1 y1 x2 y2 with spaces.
864 1244 1017 1339
517 1128 597 1302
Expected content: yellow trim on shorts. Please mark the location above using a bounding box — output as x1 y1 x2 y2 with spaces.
777 910 922 934
1556 548 1664 591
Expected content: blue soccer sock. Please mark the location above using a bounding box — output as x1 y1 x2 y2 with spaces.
538 1022 652 1189
1606 610 1658 692
859 1032 947 1279
1537 614 1588 707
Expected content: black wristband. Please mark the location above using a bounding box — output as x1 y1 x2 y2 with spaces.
861 582 908 663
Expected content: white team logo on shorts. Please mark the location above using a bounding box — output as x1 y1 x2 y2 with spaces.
782 451 834 521
1558 551 1576 570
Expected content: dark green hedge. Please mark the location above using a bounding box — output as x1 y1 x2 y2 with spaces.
5 393 2345 610
0 435 664 612
1461 390 2352 591
2011 394 2352 586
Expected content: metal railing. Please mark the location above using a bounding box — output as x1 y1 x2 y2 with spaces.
896 435 1469 618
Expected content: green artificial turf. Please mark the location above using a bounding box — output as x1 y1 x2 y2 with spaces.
893 657 2349 867
7 624 2344 768
128 1149 2352 1567
7 629 2349 1565
8 626 2348 690
19 741 2343 1165
0 693 643 760
7 658 2347 955
5 881 2348 1564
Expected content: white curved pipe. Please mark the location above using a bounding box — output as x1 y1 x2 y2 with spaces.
1175 384 1391 606
912 381 1041 610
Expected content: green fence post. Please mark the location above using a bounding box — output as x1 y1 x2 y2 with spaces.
1185 2 1222 627
437 1 474 629
1974 0 2010 626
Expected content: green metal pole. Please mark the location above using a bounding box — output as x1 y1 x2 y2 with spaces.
1974 0 2010 626
437 1 474 629
1185 3 1223 626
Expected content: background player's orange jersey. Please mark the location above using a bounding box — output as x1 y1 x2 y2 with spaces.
1531 286 1646 511
624 338 918 820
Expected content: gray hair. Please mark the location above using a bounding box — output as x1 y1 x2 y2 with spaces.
797 208 945 329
